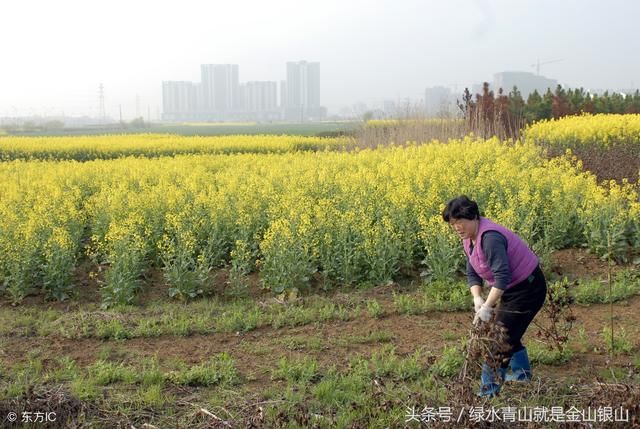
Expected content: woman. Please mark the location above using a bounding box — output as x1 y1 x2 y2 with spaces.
442 195 547 397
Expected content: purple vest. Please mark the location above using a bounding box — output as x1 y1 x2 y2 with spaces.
463 217 538 289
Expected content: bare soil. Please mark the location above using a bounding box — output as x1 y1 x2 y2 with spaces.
3 285 639 390
2 248 639 427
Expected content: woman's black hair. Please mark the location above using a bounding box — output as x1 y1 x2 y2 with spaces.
442 195 481 222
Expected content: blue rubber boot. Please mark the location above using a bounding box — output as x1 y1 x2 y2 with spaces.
504 348 532 382
478 363 505 397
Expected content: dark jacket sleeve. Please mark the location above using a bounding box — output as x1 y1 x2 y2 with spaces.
466 258 483 287
481 231 511 290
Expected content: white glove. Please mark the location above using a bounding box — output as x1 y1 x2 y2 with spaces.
473 295 485 312
474 304 493 324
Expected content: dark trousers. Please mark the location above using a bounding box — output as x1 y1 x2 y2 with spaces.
495 265 547 367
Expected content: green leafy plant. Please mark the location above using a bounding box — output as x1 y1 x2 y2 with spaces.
366 299 384 319
430 345 464 378
271 356 321 384
167 353 238 386
601 326 633 355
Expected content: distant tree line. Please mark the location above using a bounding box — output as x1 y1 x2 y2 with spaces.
1 120 65 134
1 117 149 135
457 82 640 139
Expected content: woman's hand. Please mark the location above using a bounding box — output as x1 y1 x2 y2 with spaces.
474 304 493 323
473 295 485 312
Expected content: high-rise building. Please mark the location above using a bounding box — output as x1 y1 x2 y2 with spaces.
239 81 280 121
201 64 239 118
242 81 277 112
280 80 287 109
162 81 197 120
285 61 321 120
162 62 325 121
193 83 205 117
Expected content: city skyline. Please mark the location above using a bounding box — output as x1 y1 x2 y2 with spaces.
1 0 638 120
3 69 638 123
162 61 323 122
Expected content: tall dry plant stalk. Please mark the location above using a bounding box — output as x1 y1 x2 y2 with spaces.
607 231 614 357
458 83 527 141
354 83 528 150
354 102 468 149
533 279 576 354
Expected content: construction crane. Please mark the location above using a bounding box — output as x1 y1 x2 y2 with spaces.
530 58 564 76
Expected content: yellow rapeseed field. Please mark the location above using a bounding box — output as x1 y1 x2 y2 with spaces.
1 134 638 307
524 113 640 148
0 133 354 161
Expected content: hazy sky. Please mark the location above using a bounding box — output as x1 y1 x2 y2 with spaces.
1 0 638 118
